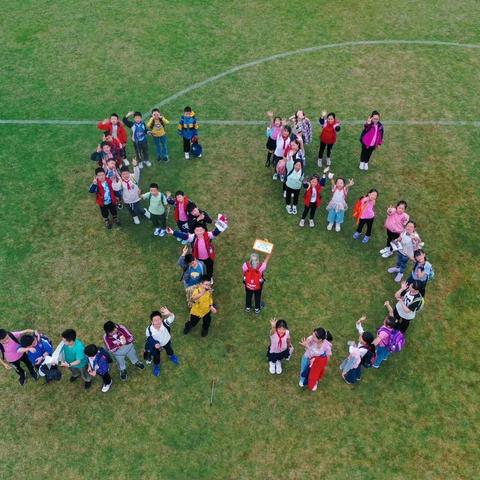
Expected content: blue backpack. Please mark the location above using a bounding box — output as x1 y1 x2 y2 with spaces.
191 141 202 157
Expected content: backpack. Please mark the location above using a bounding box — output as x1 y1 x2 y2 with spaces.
40 364 62 382
99 347 113 364
352 197 365 224
0 332 20 360
191 137 202 157
360 346 376 368
244 263 264 291
378 326 406 353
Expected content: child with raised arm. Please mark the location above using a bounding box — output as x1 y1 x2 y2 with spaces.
299 327 332 391
352 188 379 244
177 106 199 159
89 167 121 229
359 110 384 170
267 319 292 375
326 174 354 232
380 201 409 258
318 111 341 167
299 173 327 228
97 113 128 164
123 111 151 167
147 108 170 162
265 111 283 167
142 183 170 237
184 276 217 337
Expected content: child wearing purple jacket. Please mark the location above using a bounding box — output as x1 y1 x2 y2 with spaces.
359 111 384 170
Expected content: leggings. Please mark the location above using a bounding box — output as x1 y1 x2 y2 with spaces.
10 353 36 379
285 187 300 206
301 202 317 219
356 217 374 236
318 142 333 158
200 257 214 280
183 137 191 153
99 203 117 219
151 341 175 365
386 229 400 248
360 145 376 163
245 287 262 309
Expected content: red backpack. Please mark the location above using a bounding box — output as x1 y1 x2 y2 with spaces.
352 196 365 224
244 263 264 291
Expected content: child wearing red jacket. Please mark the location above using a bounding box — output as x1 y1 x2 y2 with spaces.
88 167 121 229
97 114 128 164
167 190 193 240
318 112 341 167
299 174 327 228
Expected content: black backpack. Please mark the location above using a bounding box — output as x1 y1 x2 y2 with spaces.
360 346 377 368
40 364 62 382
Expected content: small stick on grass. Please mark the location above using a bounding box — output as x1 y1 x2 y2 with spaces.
210 379 216 406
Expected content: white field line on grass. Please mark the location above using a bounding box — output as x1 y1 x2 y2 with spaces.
0 118 479 127
1 40 479 128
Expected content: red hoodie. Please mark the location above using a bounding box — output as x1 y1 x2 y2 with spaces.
97 120 128 145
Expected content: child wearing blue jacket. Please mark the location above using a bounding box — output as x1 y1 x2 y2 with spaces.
84 344 112 393
123 111 151 168
177 106 200 159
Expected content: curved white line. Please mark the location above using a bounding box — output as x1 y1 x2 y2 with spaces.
149 39 480 111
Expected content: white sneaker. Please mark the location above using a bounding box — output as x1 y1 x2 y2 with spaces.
283 190 287 198
382 250 393 258
269 362 276 374
311 383 318 392
159 229 166 237
286 205 292 214
387 267 400 273
359 162 364 170
198 154 202 158
133 216 140 225
144 210 151 219
299 380 305 387
326 157 331 166
335 224 341 232
309 219 314 228
145 161 152 167
327 222 333 230
123 159 130 166
299 219 305 227
364 163 369 170
139 161 144 169
184 152 190 159
394 273 404 282
317 158 322 167
379 247 389 254
275 361 282 375
292 206 297 214
101 381 112 393
154 228 161 236
272 173 278 180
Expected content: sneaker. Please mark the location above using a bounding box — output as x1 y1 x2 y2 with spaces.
299 219 305 227
123 159 130 166
245 307 251 313
70 375 79 383
359 162 364 170
104 220 112 230
364 163 369 171
311 383 318 392
139 161 144 169
335 224 341 232
183 325 191 335
19 376 26 386
353 232 361 240
326 157 331 166
327 222 333 230
145 161 152 167
169 355 180 365
120 370 127 381
317 158 322 167
157 156 162 162
387 267 400 273
31 370 39 381
382 250 394 258
362 235 370 244
283 190 287 198
135 362 145 370
280 175 285 182
153 365 160 377
133 216 140 225
299 380 305 387
198 154 202 158
154 228 161 236
275 361 282 374
269 362 276 374
272 173 278 180
84 381 92 390
117 203 123 209
185 152 190 160
146 359 152 365
309 219 314 228
201 329 209 337
144 210 151 219
101 381 112 393
254 308 261 314
343 376 352 385
176 237 182 242
286 205 292 214
394 272 404 282
292 206 297 215
159 229 166 237
379 247 389 254
181 240 189 245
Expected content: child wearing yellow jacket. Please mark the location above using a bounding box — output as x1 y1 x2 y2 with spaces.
147 108 170 162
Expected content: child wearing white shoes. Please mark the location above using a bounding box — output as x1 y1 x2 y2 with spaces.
267 319 292 375
142 183 170 237
326 175 354 231
284 160 304 214
299 173 326 227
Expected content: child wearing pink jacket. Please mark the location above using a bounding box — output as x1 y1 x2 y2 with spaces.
379 200 409 258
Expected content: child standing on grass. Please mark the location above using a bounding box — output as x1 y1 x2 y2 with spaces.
406 249 434 296
372 315 400 368
58 329 92 390
147 108 170 162
326 175 354 232
272 125 292 180
299 173 327 228
97 113 129 164
103 321 145 381
299 327 332 391
289 110 312 145
145 308 180 377
352 189 378 243
359 111 384 170
118 160 151 225
84 344 113 393
379 201 409 258
178 106 199 159
284 160 304 215
89 167 121 229
168 191 193 242
387 221 422 283
267 319 292 375
265 112 283 167
318 111 341 167
242 252 271 314
178 247 207 306
0 328 38 386
142 183 170 237
385 281 424 333
184 276 217 337
340 317 376 385
123 111 151 168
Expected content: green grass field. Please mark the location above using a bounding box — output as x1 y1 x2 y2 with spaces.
1 1 479 479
